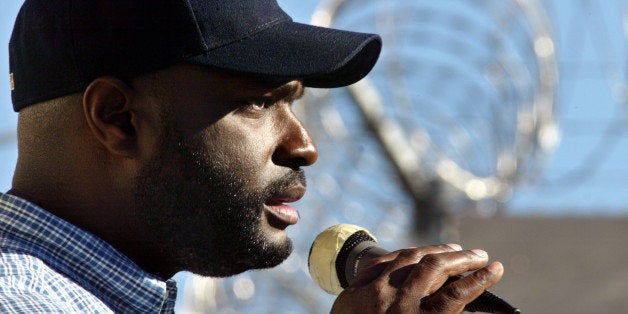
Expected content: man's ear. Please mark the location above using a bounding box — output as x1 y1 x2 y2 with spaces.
83 77 139 158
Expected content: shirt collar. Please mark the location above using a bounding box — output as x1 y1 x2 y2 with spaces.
0 193 177 313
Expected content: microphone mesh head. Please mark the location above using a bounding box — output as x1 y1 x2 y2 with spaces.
308 224 377 295
335 230 376 288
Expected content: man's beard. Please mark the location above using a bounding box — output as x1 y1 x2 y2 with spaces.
134 128 305 277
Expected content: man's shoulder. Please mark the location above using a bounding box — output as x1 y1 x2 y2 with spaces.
0 248 68 284
0 249 114 313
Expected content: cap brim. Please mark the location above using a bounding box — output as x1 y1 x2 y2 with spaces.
186 21 382 88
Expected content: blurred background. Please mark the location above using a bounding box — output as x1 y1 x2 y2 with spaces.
1 0 628 313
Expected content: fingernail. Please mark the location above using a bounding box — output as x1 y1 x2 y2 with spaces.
447 243 462 251
487 261 503 274
471 249 488 258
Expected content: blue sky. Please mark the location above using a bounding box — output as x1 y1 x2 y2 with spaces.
1 0 627 216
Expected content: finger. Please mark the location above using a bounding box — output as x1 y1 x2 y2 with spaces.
399 249 491 298
364 244 462 269
351 244 462 287
421 261 504 313
346 245 467 312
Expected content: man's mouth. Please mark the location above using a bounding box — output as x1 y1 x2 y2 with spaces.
264 184 306 229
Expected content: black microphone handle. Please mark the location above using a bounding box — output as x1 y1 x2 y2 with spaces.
341 239 520 314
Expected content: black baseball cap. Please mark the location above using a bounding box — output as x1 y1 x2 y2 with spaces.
9 0 382 112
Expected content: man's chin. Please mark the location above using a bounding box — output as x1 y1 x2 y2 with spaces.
244 237 294 271
217 255 291 277
189 238 294 277
193 255 293 278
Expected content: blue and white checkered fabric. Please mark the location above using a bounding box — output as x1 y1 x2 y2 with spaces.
0 193 177 313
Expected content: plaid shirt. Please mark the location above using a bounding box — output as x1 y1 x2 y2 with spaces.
0 193 177 313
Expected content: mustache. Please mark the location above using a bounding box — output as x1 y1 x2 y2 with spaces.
264 170 307 196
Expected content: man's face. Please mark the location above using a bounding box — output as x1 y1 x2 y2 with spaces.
133 65 317 277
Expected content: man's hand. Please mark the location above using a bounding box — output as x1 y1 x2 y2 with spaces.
331 244 503 314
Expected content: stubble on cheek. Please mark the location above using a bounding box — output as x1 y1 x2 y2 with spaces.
134 126 295 276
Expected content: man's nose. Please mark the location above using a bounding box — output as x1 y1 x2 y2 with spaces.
272 113 318 169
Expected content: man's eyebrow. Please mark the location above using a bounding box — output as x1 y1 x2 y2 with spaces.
263 81 304 103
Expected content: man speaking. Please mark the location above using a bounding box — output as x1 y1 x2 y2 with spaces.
0 0 504 312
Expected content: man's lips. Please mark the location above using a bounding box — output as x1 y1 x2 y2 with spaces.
264 185 306 228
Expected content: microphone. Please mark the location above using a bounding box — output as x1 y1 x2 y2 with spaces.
308 224 520 314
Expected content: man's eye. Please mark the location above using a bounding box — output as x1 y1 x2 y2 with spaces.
235 98 276 114
250 102 266 110
235 101 268 115
248 98 275 110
